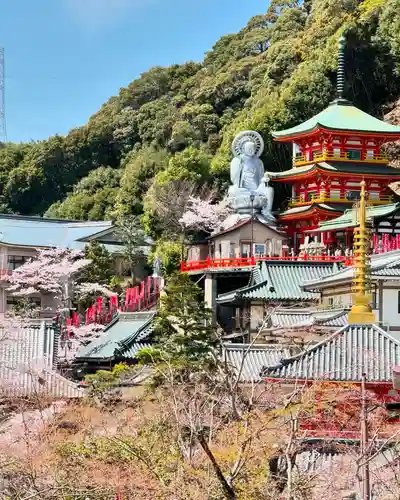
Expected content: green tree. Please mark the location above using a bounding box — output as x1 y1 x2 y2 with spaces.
45 166 121 220
116 147 168 217
149 240 182 276
138 273 218 373
80 240 114 285
116 215 150 282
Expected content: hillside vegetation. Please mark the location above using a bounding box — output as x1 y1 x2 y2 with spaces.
1 0 399 239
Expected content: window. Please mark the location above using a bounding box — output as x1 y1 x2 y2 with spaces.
254 243 266 257
347 149 361 160
7 255 28 271
328 297 334 308
6 295 41 311
230 242 236 258
398 291 400 314
372 289 378 309
240 242 251 258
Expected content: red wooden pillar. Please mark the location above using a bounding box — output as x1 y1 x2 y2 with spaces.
345 230 352 248
361 138 367 160
340 179 346 200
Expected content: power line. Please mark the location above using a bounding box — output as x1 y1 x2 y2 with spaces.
0 48 7 143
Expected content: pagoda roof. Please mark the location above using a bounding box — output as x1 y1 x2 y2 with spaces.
261 322 400 383
217 260 336 304
272 100 400 141
270 161 400 181
279 203 344 219
311 203 400 233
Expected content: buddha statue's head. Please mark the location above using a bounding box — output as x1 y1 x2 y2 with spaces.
243 141 256 157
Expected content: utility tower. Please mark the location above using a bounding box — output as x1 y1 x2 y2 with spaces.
0 48 7 143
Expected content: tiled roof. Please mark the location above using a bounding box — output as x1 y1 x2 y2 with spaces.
222 344 291 382
0 321 84 398
122 342 153 360
316 203 400 232
218 261 336 303
303 250 400 290
272 100 400 138
253 262 333 300
209 214 286 239
0 322 57 372
75 312 155 360
0 214 119 251
271 161 400 179
262 323 400 383
280 203 340 217
270 308 348 329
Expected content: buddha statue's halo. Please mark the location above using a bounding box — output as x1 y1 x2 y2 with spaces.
231 130 264 158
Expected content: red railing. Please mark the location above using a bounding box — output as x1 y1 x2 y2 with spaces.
180 255 353 272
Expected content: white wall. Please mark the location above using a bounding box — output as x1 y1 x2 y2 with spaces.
381 287 400 328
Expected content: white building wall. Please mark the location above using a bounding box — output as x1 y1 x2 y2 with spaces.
381 287 400 328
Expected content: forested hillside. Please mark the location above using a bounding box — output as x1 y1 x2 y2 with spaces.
1 0 399 238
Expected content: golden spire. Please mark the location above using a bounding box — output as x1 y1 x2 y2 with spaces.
348 180 376 324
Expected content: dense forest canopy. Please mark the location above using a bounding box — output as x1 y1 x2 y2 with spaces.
1 0 399 241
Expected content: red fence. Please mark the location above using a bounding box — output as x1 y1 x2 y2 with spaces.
180 255 353 272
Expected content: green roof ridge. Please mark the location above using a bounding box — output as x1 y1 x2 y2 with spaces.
317 203 400 232
272 101 400 138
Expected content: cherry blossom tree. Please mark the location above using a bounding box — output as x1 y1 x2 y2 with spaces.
7 247 91 299
5 247 112 363
179 196 232 233
59 323 106 362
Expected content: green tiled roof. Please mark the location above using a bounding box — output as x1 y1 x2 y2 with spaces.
217 261 337 303
262 323 400 383
272 101 400 139
270 161 400 180
75 312 155 360
303 250 400 290
316 203 400 232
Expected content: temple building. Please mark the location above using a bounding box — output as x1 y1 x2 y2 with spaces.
269 35 400 253
179 34 400 344
216 260 340 342
302 249 400 331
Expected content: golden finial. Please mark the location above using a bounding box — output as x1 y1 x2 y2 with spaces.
348 180 375 324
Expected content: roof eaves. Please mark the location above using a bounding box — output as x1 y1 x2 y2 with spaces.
261 324 350 376
117 313 156 352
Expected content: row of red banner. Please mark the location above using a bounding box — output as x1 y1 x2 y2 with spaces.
85 276 162 325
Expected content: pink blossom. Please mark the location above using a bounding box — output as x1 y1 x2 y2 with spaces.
58 323 105 361
7 247 91 297
74 282 113 301
179 196 232 233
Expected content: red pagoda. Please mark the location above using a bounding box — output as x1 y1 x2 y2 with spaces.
270 35 400 252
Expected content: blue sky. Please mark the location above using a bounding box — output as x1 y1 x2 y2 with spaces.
0 0 268 143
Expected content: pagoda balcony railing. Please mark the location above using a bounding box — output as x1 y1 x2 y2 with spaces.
288 193 393 207
180 255 353 272
295 151 388 167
